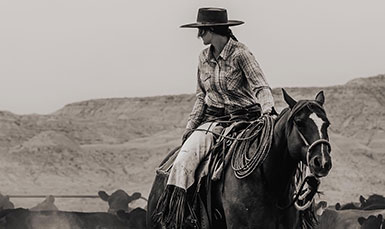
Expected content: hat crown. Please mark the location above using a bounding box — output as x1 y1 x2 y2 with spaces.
180 7 243 28
197 8 228 24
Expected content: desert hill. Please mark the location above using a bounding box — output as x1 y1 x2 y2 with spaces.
0 74 384 211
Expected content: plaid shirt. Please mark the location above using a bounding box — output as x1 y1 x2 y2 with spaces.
186 38 275 130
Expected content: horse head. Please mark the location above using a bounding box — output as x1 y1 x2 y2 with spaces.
281 89 332 178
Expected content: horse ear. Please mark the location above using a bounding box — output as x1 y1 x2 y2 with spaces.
282 89 297 109
315 91 325 106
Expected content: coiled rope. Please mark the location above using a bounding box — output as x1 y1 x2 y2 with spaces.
230 115 275 179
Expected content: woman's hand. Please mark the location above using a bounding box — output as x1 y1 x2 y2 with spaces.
263 107 278 119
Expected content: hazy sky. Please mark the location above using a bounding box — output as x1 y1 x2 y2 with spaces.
1 0 384 114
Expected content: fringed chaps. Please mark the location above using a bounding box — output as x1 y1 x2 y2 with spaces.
153 185 186 229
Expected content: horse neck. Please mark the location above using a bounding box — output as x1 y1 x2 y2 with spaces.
262 111 298 200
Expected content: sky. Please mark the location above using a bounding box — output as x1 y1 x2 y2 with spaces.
0 0 384 114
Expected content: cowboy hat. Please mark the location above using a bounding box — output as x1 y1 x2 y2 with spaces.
180 7 244 28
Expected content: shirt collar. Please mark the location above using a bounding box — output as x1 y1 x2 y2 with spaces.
219 38 235 60
205 38 235 62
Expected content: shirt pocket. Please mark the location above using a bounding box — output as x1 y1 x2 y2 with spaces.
223 63 243 91
200 70 212 92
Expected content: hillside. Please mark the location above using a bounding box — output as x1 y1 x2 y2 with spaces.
0 74 384 211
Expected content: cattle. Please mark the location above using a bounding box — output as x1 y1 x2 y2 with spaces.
0 207 146 229
30 195 58 211
117 207 147 229
334 194 385 211
315 201 385 229
0 194 14 211
358 214 384 229
360 194 385 210
98 189 143 213
335 202 361 210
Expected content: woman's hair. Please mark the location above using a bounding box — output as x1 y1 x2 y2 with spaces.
198 26 238 41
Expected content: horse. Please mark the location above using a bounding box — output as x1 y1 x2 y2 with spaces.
147 89 333 228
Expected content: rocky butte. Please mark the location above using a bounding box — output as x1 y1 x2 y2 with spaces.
0 74 384 211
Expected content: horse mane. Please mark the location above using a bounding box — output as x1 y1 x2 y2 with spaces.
275 107 290 121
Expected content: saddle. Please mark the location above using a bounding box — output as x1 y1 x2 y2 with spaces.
156 119 250 184
156 116 273 228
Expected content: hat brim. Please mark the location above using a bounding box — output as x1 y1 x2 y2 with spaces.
180 20 244 28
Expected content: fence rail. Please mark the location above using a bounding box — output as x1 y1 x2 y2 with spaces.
8 195 148 201
9 195 99 198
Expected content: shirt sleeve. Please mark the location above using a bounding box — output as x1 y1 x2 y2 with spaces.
237 49 275 113
185 68 206 130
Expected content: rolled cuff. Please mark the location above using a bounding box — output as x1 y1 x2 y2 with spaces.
256 87 275 114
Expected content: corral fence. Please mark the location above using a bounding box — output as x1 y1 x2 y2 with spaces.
8 195 148 201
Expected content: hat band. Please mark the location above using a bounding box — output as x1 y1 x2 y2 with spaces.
198 21 227 25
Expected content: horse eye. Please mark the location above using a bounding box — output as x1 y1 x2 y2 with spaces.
294 118 304 126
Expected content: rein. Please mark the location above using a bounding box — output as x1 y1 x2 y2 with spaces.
190 104 263 141
192 119 262 141
275 174 318 210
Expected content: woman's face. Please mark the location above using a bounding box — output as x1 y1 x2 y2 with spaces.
198 28 212 45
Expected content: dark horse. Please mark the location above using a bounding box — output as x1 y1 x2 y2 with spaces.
147 89 333 228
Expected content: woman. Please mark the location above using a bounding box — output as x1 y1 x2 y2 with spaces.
155 7 275 228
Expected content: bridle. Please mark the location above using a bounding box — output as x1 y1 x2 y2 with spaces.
289 102 331 210
294 122 331 167
288 101 331 167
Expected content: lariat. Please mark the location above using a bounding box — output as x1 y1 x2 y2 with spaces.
230 115 274 179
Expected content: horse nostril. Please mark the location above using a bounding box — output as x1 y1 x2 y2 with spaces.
324 161 332 171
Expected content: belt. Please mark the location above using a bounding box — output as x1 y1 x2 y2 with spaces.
204 104 261 122
205 106 225 117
